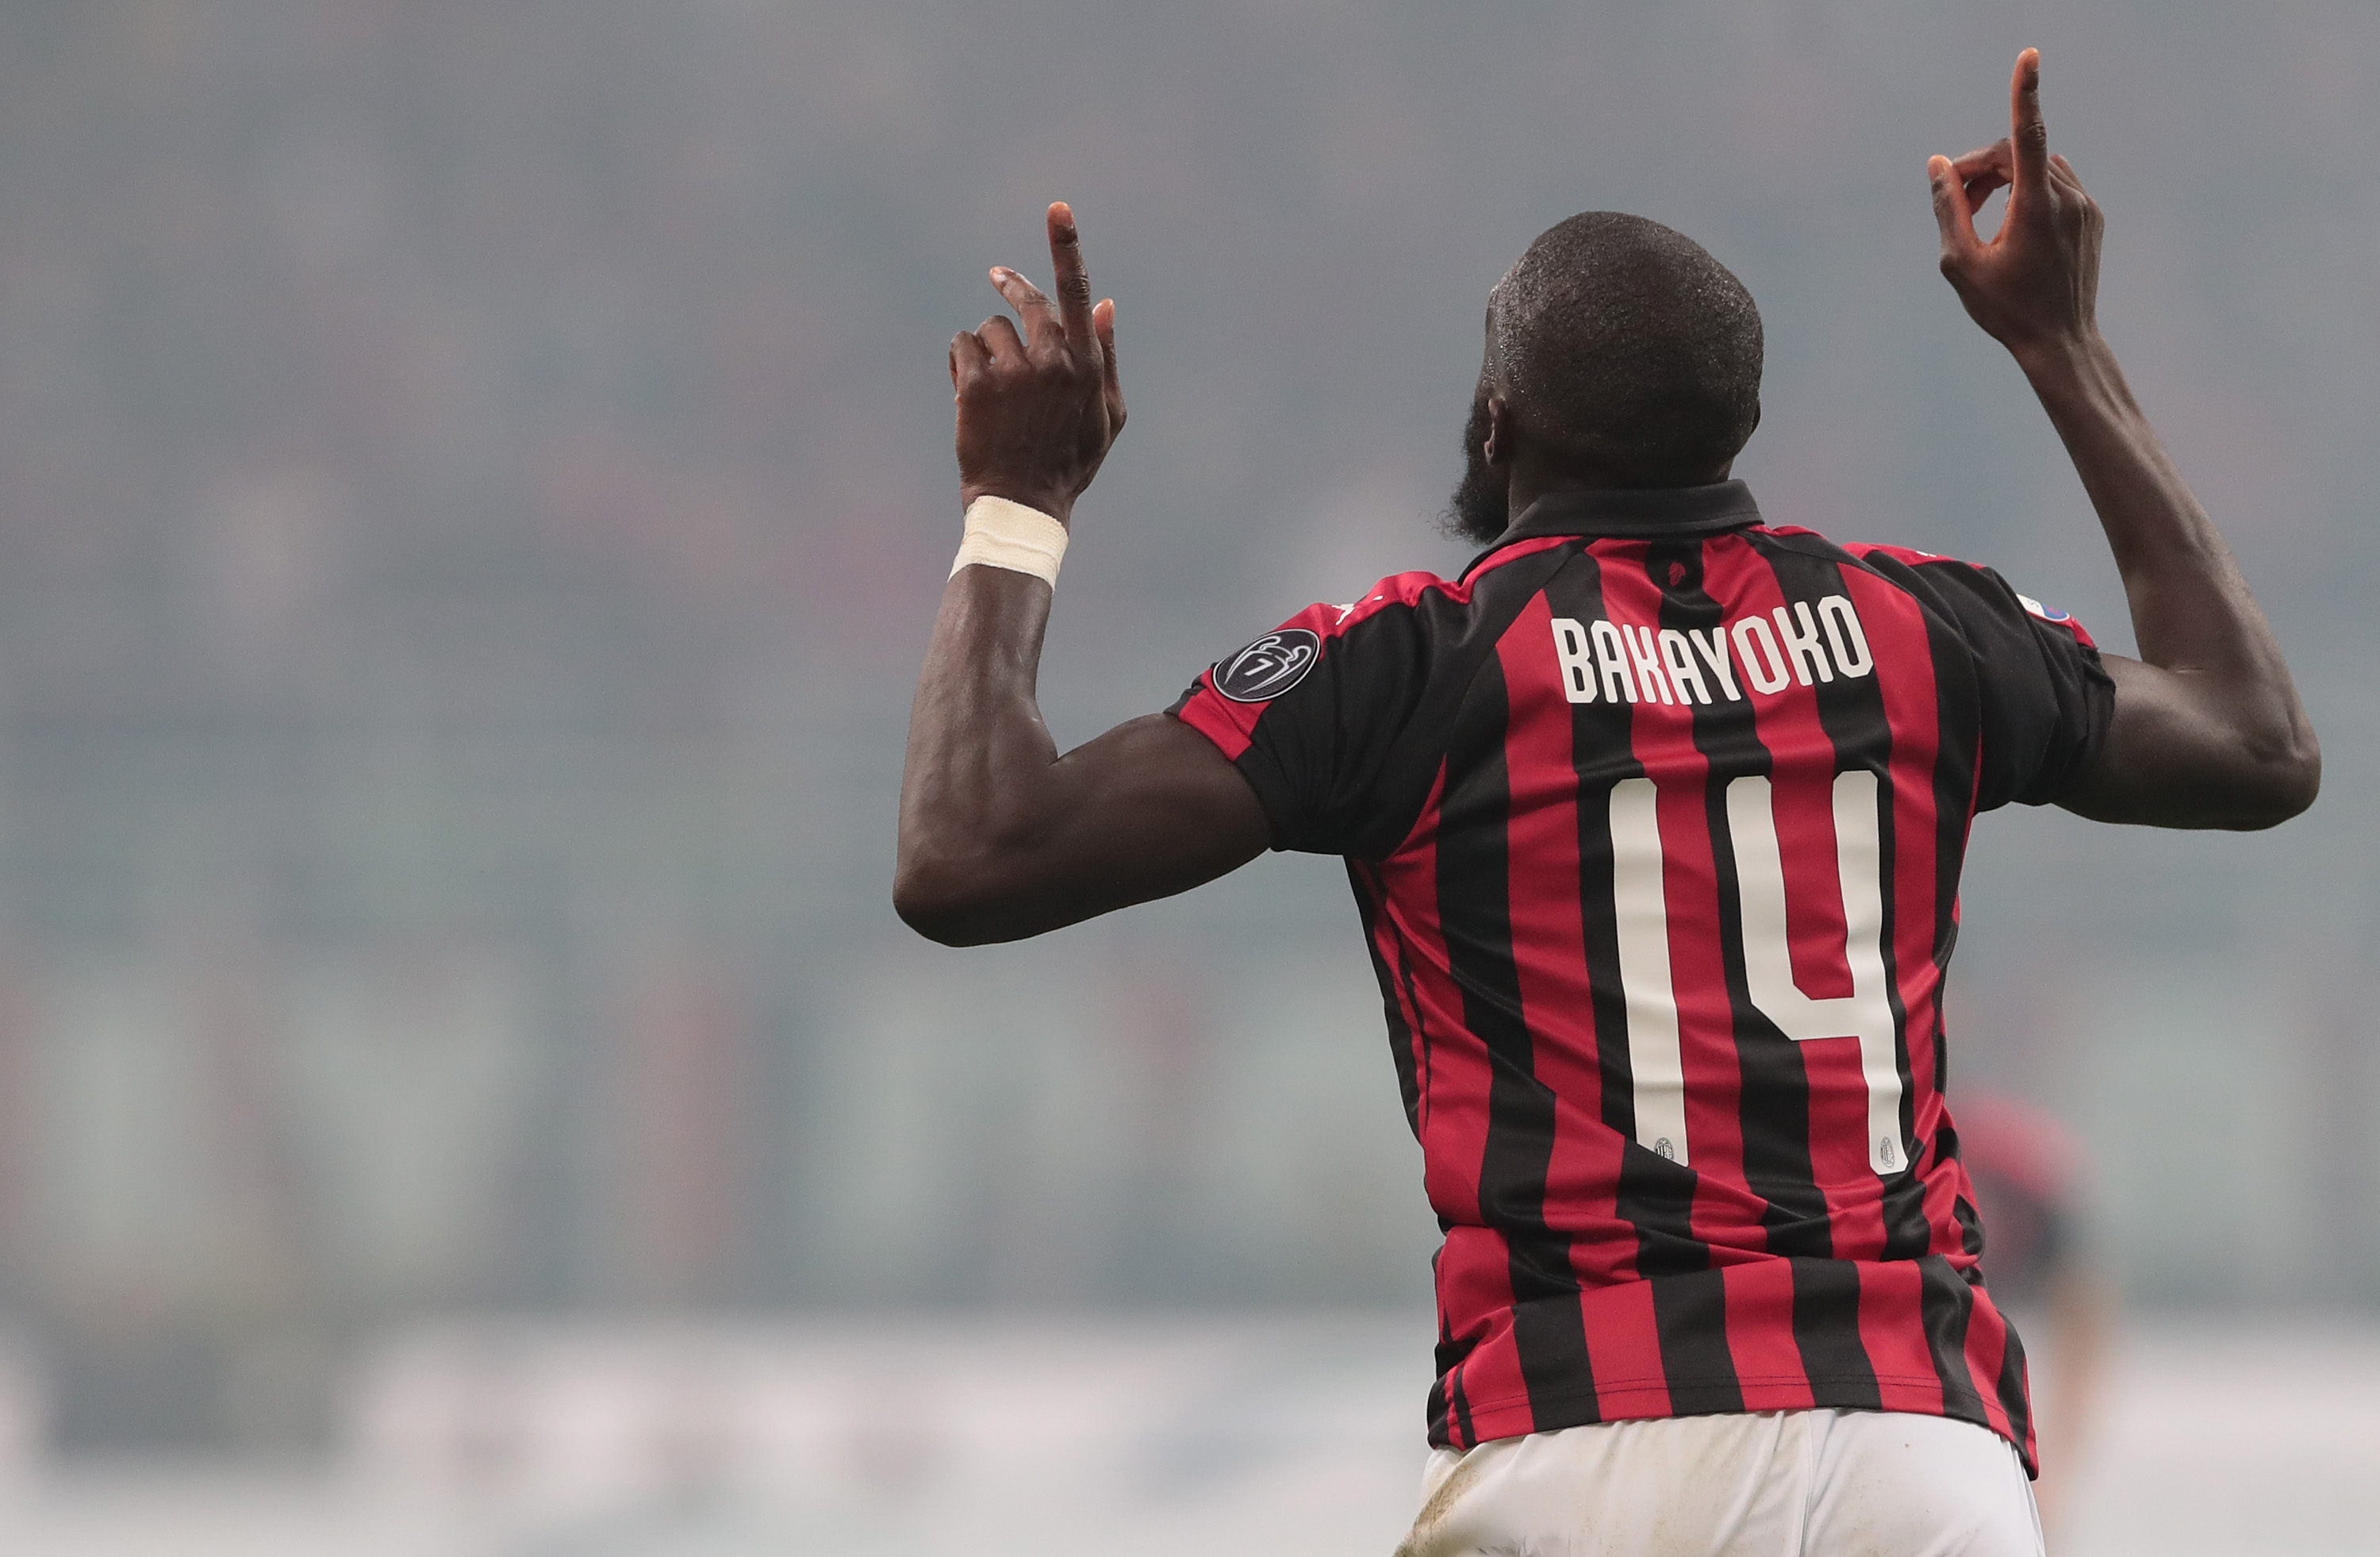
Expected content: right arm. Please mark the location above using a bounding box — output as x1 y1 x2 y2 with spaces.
1929 49 2319 828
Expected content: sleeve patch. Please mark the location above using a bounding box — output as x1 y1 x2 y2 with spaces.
1211 629 1322 702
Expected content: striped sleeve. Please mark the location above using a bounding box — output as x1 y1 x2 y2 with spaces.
1846 545 2114 812
1168 576 1442 855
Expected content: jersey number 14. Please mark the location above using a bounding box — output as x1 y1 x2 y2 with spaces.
1608 770 1906 1176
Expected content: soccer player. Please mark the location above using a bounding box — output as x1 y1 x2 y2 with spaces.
895 49 2315 1555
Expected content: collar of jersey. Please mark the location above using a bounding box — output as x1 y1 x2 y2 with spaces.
1464 480 1762 577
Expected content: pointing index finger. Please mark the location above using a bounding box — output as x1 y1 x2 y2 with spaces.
2010 48 2049 200
1046 202 1099 357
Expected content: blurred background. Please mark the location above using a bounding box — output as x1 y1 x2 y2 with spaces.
0 0 2364 1551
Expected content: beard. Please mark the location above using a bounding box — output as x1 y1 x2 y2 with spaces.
1445 388 1509 545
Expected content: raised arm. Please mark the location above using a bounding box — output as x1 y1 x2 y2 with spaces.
893 204 1269 946
1929 50 2319 828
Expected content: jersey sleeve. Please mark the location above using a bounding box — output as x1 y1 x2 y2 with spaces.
1167 580 1439 856
1875 552 2115 811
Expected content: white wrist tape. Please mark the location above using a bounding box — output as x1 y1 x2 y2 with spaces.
950 496 1069 587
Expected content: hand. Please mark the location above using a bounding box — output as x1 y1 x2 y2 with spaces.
949 202 1127 525
1929 49 2105 363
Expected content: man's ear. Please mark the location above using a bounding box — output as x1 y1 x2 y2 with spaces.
1484 394 1516 468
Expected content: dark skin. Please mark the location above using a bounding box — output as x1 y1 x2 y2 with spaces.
1929 52 2318 828
896 52 2318 948
895 208 1267 946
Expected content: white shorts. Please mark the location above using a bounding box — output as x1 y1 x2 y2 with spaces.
1395 1409 2044 1557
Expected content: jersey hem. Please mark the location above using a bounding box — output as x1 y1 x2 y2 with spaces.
1430 1374 2032 1475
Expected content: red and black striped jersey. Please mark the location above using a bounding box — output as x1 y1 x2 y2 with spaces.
1169 482 2113 1473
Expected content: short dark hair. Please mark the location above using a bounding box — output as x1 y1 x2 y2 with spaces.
1491 213 1763 486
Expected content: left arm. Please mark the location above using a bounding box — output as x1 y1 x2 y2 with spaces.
893 205 1269 947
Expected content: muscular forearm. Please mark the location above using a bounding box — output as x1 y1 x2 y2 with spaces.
896 567 1061 931
894 563 1270 945
2020 334 2273 679
2019 332 2320 823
